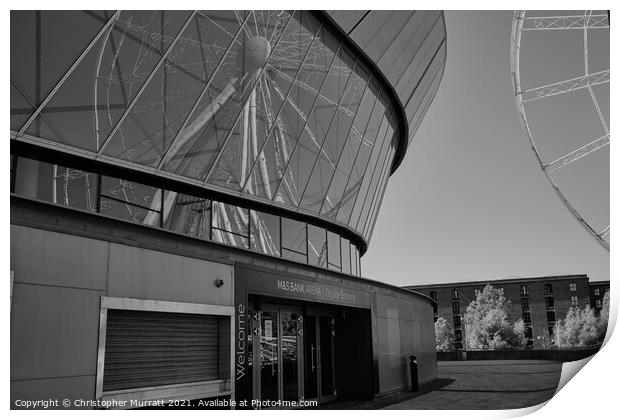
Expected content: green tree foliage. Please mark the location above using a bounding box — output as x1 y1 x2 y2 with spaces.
463 284 527 349
555 293 609 347
435 317 454 351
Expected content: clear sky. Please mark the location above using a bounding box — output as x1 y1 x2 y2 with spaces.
363 10 610 287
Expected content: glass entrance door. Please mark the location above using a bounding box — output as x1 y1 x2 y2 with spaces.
259 311 279 402
303 314 336 402
252 307 303 404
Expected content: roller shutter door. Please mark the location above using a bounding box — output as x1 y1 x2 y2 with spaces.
103 309 221 392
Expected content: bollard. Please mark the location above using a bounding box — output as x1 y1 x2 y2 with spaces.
409 356 419 392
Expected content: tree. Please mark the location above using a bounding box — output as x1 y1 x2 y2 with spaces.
555 294 608 347
599 290 610 341
435 317 454 351
463 284 527 349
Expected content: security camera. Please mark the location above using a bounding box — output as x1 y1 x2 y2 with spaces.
214 278 225 288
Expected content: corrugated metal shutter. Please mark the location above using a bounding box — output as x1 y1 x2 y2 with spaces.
103 309 221 392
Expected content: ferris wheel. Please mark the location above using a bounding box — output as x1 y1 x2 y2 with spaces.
511 10 610 251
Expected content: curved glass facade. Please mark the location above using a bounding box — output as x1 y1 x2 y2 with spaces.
11 10 446 252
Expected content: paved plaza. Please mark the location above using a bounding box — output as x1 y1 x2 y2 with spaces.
384 360 563 410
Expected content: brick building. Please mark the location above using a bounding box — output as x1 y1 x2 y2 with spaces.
406 275 609 349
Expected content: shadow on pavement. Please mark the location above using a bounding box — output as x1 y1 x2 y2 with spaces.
309 378 456 410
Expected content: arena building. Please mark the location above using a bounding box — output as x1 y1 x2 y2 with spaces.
10 10 447 407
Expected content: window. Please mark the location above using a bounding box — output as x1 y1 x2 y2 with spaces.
250 210 280 257
454 330 462 341
545 296 554 309
282 218 307 263
452 289 459 300
521 296 530 310
571 296 579 306
100 176 163 227
547 311 556 323
520 285 528 296
569 283 577 292
596 299 602 309
341 237 351 274
15 156 98 213
211 203 249 249
452 301 460 314
544 283 553 295
523 312 531 324
548 326 555 337
164 193 211 240
525 327 533 339
327 231 341 271
453 315 461 329
308 225 327 268
594 288 600 296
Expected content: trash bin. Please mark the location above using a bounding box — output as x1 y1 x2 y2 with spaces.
409 356 419 392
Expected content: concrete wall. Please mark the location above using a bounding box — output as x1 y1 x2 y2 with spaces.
10 224 233 408
373 291 437 395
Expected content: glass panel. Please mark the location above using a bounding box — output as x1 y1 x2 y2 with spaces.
260 311 279 402
345 111 390 227
304 315 318 399
361 11 413 62
378 11 430 82
282 217 307 258
163 192 211 240
207 11 293 190
322 78 376 217
10 11 112 118
396 14 445 104
26 11 192 151
308 225 327 268
101 12 239 167
350 243 357 276
407 51 446 142
326 10 366 33
100 176 162 226
349 11 392 48
403 36 446 121
319 317 334 396
14 157 97 212
211 202 249 249
327 231 341 271
362 143 395 239
281 311 299 402
250 210 280 256
271 25 340 206
241 11 319 200
162 14 248 179
341 237 351 274
300 54 366 213
335 87 387 225
282 249 307 264
11 81 35 131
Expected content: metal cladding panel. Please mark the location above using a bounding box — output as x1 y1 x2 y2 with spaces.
102 309 223 391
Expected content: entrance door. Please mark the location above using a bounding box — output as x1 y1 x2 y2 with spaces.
252 307 303 404
303 314 337 403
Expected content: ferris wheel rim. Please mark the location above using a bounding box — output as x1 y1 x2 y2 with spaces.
510 10 609 252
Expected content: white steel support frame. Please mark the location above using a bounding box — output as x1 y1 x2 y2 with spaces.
511 10 610 252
